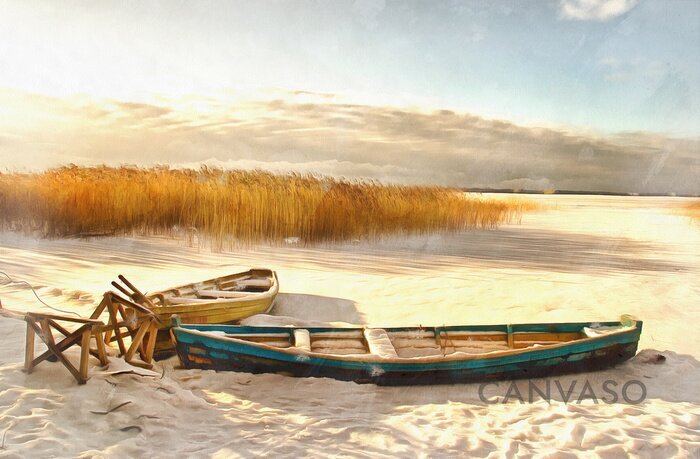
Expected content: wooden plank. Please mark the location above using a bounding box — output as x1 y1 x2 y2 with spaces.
48 319 72 337
311 331 365 339
125 321 150 363
512 332 583 341
136 319 152 361
25 312 102 325
440 339 509 348
507 325 514 349
89 295 108 320
438 333 508 342
118 274 156 308
143 323 158 364
39 318 85 384
388 330 435 339
110 291 153 315
111 281 134 300
222 333 291 339
79 328 91 381
24 320 35 373
106 298 127 355
151 299 273 319
93 329 109 366
195 289 266 299
31 328 83 367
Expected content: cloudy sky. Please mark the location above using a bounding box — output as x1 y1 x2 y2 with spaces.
0 0 698 194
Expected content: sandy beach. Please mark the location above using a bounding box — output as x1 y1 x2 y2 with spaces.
1 194 699 457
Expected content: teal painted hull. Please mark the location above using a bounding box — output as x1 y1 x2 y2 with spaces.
172 321 642 385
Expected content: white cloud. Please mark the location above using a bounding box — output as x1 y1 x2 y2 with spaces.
1 88 698 195
560 0 638 21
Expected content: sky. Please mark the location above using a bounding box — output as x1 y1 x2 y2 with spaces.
0 0 699 194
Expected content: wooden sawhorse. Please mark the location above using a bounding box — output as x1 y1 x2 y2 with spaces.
24 312 109 384
90 291 159 369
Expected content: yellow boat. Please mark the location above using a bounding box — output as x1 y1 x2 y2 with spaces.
113 269 279 358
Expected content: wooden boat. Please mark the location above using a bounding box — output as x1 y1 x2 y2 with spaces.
113 269 279 358
170 316 642 385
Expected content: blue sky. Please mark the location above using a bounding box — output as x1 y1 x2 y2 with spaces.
0 1 698 193
1 0 698 134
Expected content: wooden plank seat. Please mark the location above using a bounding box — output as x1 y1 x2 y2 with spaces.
194 289 266 299
294 329 311 352
364 328 398 359
24 312 109 385
163 296 230 305
218 278 272 291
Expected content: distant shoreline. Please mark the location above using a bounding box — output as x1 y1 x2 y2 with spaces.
462 188 700 198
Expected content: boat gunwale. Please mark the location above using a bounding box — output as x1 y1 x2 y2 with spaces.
148 268 275 293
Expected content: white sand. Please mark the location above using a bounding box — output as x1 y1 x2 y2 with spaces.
0 194 699 457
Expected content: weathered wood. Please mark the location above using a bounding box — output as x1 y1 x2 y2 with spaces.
93 330 109 366
146 269 279 358
23 311 107 384
171 318 643 386
143 324 158 364
507 324 514 349
39 317 84 383
118 274 156 308
24 320 35 373
105 295 127 355
89 291 158 367
124 320 150 362
110 281 134 301
26 312 103 324
80 328 91 381
30 325 84 367
48 319 71 337
110 292 154 315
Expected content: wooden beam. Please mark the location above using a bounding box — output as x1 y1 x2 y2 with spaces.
506 324 514 349
124 320 151 363
117 275 156 308
110 281 135 301
106 297 127 355
24 320 35 373
143 323 158 364
93 330 109 366
39 317 85 384
79 328 91 381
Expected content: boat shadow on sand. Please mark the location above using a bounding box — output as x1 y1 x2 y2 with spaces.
255 292 365 324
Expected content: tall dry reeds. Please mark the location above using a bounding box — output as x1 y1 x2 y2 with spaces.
0 166 535 246
685 201 700 221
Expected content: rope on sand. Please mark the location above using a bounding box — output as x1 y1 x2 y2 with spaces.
0 270 81 317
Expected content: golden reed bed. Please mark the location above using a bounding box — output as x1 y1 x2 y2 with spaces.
0 166 536 246
686 201 700 221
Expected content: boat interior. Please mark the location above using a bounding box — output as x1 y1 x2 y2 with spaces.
149 270 275 306
203 324 630 358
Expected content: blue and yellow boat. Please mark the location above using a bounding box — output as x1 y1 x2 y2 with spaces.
170 316 642 385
